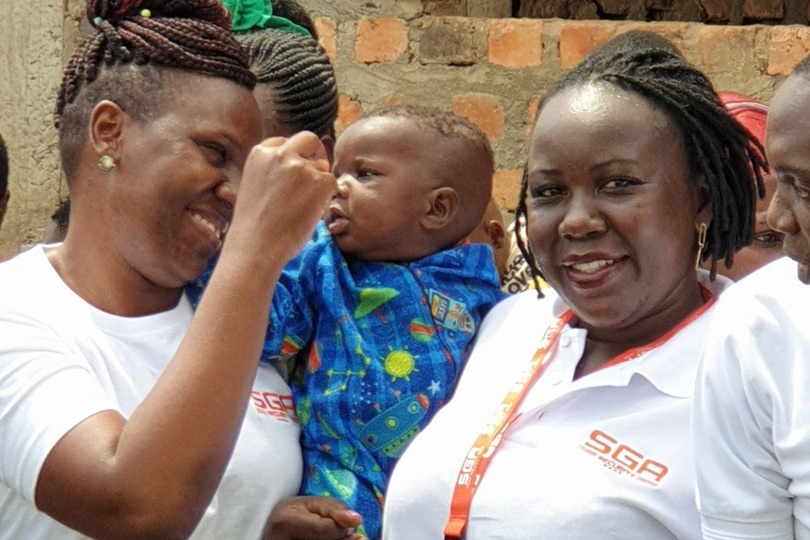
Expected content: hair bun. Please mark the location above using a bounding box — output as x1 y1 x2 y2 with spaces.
86 0 231 31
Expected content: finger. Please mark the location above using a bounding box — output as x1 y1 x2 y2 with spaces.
286 131 329 164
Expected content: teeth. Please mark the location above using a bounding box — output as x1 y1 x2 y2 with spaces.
570 259 615 273
191 213 222 239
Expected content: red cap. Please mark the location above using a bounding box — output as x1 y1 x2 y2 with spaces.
717 90 768 147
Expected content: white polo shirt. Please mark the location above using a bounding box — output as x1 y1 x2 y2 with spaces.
694 257 810 540
382 273 728 540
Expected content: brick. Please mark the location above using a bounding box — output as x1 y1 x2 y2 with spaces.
453 94 505 142
420 17 486 66
493 169 523 211
595 0 632 17
336 94 364 135
488 19 543 69
700 0 729 21
558 21 615 70
743 0 785 20
423 0 466 16
355 18 408 64
648 0 703 21
468 0 511 17
315 17 337 63
768 26 810 76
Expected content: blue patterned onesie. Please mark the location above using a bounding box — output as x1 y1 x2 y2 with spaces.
187 223 504 539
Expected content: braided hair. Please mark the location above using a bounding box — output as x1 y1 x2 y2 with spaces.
237 28 337 138
515 42 766 293
270 0 318 38
56 0 256 179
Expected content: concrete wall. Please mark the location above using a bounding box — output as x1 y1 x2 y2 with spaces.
0 2 82 259
1 0 810 258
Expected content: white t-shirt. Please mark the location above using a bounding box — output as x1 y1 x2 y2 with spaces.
694 257 810 540
0 246 303 540
382 273 728 540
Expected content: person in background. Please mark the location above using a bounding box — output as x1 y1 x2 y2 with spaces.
703 91 782 281
693 53 810 540
380 33 764 540
467 198 509 282
225 0 338 158
0 1 361 539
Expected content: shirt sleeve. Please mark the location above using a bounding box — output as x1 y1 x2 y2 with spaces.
260 247 317 364
693 299 794 540
0 313 117 506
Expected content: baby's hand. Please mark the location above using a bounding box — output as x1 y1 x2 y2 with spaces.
263 496 365 540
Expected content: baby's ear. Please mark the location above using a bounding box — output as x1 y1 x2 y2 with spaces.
422 187 458 230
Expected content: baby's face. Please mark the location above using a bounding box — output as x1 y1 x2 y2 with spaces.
327 116 442 261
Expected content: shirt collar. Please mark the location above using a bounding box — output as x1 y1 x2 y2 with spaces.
550 270 733 398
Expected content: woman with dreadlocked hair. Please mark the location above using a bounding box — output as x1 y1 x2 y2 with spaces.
382 32 763 540
0 1 364 539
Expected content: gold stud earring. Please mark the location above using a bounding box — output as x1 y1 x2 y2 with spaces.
98 155 116 172
694 222 708 270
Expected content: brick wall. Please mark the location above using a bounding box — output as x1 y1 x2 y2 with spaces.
2 1 810 255
516 0 810 25
298 0 810 213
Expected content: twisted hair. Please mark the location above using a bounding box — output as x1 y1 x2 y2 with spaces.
515 44 766 294
237 29 337 138
56 0 256 179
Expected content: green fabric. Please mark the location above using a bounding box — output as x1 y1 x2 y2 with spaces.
220 0 311 37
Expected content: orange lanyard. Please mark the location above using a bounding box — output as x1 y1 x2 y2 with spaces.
444 288 715 539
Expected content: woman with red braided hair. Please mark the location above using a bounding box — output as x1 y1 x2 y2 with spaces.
0 1 362 539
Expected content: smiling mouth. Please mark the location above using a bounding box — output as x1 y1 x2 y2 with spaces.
190 212 227 241
563 259 619 274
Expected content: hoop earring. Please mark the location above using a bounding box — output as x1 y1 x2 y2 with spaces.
694 222 708 270
98 155 116 172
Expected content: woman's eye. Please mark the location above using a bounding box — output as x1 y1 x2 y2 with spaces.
201 143 227 166
530 185 564 199
752 230 784 249
602 177 638 190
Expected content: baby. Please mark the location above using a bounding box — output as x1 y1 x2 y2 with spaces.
189 105 504 539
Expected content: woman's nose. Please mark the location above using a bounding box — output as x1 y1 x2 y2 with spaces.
558 195 607 239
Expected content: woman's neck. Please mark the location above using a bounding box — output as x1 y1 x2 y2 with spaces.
572 280 706 380
49 235 182 317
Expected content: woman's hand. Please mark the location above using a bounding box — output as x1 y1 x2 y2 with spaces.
225 132 337 277
263 496 366 540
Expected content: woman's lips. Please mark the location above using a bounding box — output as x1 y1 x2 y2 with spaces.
562 256 625 290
